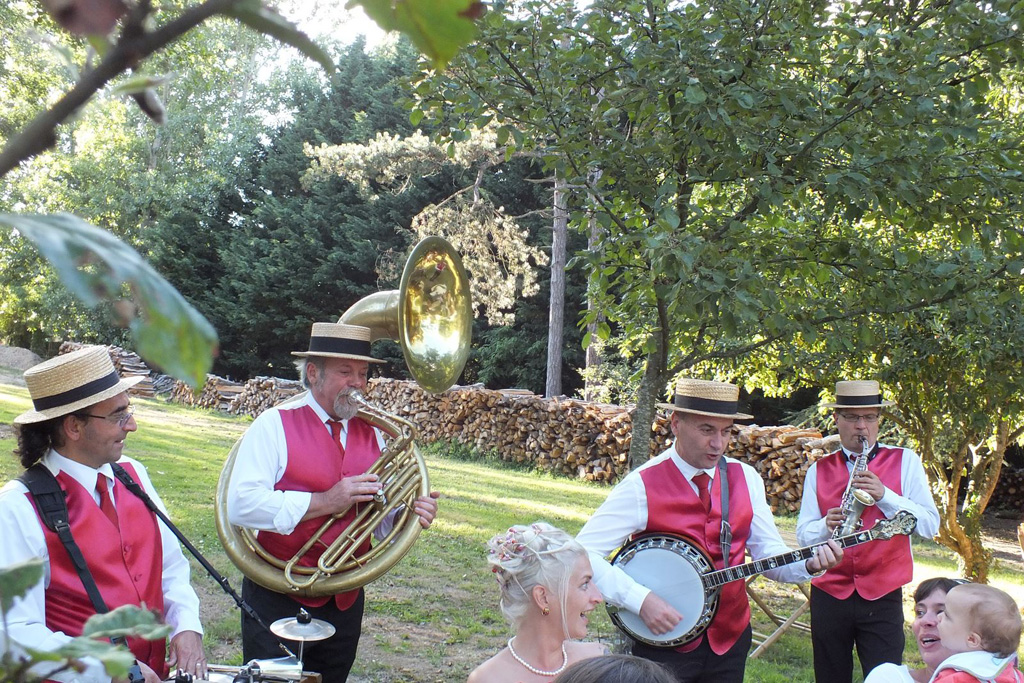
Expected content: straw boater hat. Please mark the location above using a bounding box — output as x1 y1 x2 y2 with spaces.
657 378 753 420
14 346 144 425
822 380 895 409
291 322 384 364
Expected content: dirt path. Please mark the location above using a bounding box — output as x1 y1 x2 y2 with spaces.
975 512 1023 568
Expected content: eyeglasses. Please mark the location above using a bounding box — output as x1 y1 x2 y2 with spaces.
836 412 880 424
78 405 135 428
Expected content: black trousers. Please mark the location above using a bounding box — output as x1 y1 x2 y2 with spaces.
241 578 364 682
633 625 753 683
810 586 905 683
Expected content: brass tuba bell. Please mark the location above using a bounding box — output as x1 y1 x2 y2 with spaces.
215 236 472 597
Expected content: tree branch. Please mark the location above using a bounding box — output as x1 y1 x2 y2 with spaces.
0 0 239 178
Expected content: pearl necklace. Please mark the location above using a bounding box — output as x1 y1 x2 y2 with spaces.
507 637 568 677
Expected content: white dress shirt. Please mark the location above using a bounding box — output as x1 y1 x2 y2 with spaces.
227 391 388 535
795 442 940 546
576 445 814 616
0 451 202 683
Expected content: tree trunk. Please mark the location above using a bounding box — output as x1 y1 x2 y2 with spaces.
583 182 603 402
627 296 670 470
926 419 1015 582
545 173 568 398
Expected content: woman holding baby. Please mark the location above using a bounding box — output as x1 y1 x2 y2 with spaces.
865 578 1021 683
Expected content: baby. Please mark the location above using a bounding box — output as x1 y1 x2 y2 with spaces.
931 583 1023 683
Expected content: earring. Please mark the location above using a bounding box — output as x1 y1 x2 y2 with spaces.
542 607 550 616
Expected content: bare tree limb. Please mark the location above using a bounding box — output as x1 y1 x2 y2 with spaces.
0 0 239 178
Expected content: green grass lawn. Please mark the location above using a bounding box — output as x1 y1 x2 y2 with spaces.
1 381 1021 682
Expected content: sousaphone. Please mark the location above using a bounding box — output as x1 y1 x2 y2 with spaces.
215 236 472 596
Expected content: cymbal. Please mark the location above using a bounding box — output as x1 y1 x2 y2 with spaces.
269 612 336 642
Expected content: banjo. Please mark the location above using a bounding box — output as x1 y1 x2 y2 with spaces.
607 510 918 647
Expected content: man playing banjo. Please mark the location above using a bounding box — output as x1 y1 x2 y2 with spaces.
576 378 843 682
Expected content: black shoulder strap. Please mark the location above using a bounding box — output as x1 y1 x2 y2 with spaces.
18 464 111 617
110 463 148 502
718 458 732 570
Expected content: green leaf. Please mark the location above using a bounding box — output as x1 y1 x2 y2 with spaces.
82 604 171 641
684 84 707 104
225 0 335 74
352 0 483 69
21 606 170 679
24 638 135 678
109 74 168 97
660 208 680 229
409 108 425 127
0 213 218 388
0 558 44 613
735 91 754 109
86 35 111 60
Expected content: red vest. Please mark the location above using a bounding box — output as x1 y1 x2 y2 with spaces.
257 405 381 610
641 458 754 654
812 446 912 599
934 663 1024 683
29 462 167 678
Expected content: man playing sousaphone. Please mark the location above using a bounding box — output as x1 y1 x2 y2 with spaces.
797 380 940 683
226 322 440 681
576 378 843 682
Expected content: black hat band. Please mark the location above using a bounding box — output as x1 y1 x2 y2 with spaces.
834 394 883 406
32 370 120 411
674 395 739 415
306 336 373 358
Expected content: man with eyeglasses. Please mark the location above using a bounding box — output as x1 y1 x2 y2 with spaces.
0 346 206 683
797 380 940 683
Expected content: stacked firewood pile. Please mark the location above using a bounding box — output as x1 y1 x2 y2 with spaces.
168 375 245 411
730 427 839 512
169 380 197 405
991 469 1024 511
229 377 303 417
150 374 177 396
59 341 155 398
367 379 645 481
366 379 834 509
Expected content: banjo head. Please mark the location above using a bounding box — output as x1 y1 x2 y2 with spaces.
607 533 719 648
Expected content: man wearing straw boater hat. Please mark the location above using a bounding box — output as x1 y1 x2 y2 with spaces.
0 345 206 683
797 380 939 683
577 378 843 682
227 322 440 681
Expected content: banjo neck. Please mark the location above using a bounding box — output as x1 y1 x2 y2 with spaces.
701 519 899 590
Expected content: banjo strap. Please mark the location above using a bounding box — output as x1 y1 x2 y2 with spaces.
718 458 732 570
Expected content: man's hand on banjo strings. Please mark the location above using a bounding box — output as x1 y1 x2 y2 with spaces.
806 539 843 574
639 592 683 635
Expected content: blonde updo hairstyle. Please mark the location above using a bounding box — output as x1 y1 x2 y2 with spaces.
487 522 587 633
